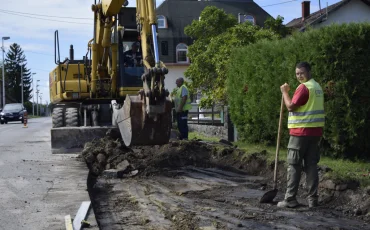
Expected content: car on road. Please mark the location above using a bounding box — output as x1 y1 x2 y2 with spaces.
0 103 27 124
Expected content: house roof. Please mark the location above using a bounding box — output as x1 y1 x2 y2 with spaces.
156 0 272 37
286 0 370 29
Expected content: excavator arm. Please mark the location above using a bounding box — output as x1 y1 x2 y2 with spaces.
90 0 126 97
90 0 172 146
118 0 172 146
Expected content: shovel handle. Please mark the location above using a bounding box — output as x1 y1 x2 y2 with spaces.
273 94 284 190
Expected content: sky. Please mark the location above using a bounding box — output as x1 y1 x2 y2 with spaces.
0 0 342 105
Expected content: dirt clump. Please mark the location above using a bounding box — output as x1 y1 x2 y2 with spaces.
81 132 251 177
81 135 133 176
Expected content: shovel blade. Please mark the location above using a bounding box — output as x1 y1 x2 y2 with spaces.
259 188 278 203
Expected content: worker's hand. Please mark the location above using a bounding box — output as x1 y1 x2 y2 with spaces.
280 83 290 93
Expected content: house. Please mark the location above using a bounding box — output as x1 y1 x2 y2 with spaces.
286 0 370 31
155 0 272 93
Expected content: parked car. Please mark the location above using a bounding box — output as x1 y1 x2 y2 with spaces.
0 103 27 124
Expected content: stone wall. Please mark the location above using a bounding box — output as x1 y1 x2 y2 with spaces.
188 123 228 140
188 106 234 141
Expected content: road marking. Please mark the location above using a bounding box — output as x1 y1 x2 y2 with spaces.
64 215 73 230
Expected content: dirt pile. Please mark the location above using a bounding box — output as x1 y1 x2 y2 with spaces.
81 131 259 177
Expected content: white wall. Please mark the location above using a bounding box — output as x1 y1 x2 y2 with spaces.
315 0 370 28
164 65 188 93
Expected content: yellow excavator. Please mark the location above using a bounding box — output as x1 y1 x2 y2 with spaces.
49 0 172 153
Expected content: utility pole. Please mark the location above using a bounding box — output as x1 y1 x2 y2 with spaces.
36 81 40 116
21 65 23 105
1 36 10 108
32 73 36 116
39 93 43 116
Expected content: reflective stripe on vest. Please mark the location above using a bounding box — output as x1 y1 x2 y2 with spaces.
288 79 325 128
176 85 192 111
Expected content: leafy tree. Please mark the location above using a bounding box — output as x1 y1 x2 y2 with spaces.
184 6 278 107
264 15 291 38
4 43 33 104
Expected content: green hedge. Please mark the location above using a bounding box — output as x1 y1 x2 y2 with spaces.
227 23 370 159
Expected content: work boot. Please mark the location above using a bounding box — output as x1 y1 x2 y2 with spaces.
277 199 299 208
308 199 318 208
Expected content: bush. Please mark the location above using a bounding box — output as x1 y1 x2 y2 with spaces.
227 23 370 159
24 101 33 114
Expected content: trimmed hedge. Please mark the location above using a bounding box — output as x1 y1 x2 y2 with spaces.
227 23 370 159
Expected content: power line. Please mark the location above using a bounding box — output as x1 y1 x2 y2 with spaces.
0 10 92 25
0 8 92 20
24 51 54 56
2 46 54 57
261 0 298 8
31 68 52 73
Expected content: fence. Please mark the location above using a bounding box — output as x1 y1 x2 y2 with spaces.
188 103 224 126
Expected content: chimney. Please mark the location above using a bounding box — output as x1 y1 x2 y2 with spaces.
302 1 311 21
69 45 74 61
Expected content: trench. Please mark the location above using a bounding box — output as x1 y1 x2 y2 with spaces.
83 138 369 230
87 168 368 230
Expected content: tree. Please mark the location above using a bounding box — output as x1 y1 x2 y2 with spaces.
264 15 292 38
184 6 279 107
4 43 33 104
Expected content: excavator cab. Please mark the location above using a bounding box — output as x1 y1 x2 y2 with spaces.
116 7 144 96
119 41 144 88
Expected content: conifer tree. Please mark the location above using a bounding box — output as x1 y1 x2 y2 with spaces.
4 43 32 103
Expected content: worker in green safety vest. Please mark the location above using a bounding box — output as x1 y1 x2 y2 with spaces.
278 62 325 209
174 77 192 140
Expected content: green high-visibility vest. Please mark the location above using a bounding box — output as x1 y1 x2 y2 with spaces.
175 85 192 111
288 79 325 128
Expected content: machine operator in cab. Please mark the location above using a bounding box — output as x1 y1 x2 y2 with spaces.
123 42 143 67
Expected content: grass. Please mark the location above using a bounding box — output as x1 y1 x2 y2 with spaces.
28 115 41 119
189 132 219 142
319 157 370 187
189 132 370 187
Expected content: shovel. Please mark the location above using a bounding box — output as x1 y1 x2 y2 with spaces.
260 94 284 203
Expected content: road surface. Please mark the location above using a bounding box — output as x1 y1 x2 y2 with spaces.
0 117 97 229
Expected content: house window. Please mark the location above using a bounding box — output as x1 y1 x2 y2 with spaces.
161 41 168 56
176 43 189 63
238 14 255 25
157 15 167 29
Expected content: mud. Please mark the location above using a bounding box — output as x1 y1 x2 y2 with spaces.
81 133 370 229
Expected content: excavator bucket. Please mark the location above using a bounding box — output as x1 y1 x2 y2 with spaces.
117 95 172 146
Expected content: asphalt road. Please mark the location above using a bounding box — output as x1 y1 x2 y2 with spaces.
0 117 97 229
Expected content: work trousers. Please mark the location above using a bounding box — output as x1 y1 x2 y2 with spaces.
176 111 189 140
285 135 321 203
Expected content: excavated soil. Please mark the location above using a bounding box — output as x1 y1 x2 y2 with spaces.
81 132 370 230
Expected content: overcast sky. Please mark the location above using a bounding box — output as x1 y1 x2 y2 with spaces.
0 0 341 104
